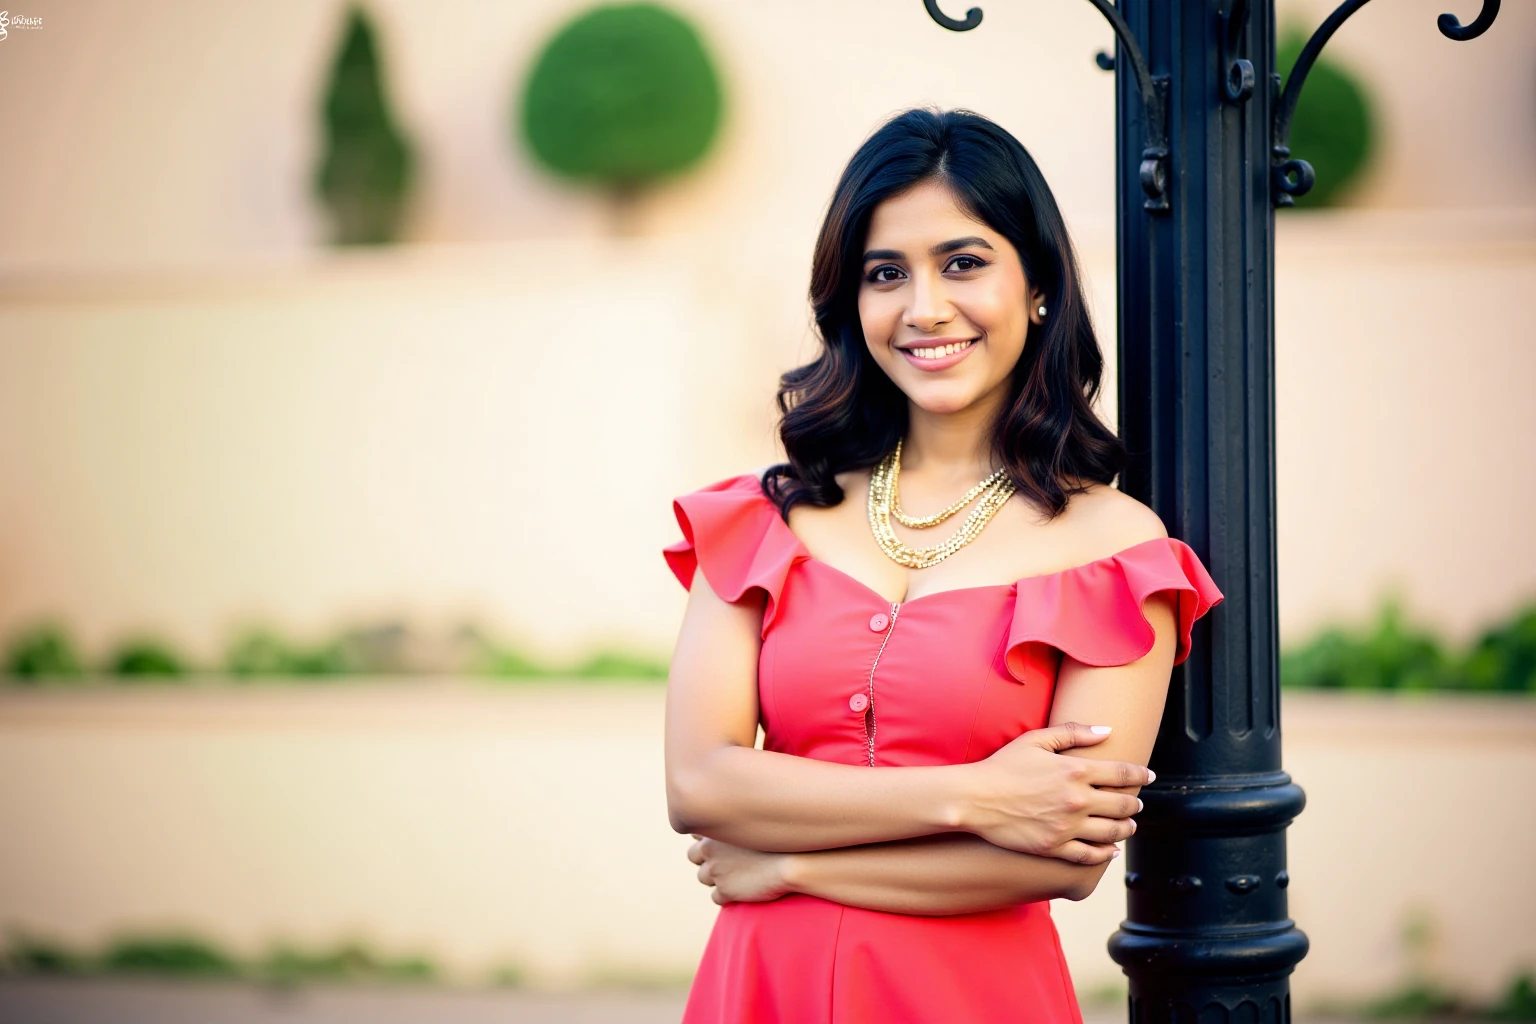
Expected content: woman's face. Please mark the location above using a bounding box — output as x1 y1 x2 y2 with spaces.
857 178 1043 418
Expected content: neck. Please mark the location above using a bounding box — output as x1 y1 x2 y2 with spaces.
900 382 1009 482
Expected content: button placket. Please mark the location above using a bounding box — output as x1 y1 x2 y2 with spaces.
861 601 900 767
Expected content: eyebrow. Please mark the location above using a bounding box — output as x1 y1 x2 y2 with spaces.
862 236 996 262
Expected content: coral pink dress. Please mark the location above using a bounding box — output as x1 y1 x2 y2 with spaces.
664 472 1224 1023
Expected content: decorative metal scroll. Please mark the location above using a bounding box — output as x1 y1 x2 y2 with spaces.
1273 0 1501 205
923 0 1503 212
1219 0 1255 104
924 0 1171 212
921 0 982 31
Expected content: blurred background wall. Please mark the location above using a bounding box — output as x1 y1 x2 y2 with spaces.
0 0 1533 1013
1 0 1532 664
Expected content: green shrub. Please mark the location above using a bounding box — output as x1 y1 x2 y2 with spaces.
480 646 554 679
474 637 669 681
1277 24 1376 208
227 629 307 677
572 649 669 680
108 637 187 678
520 2 723 222
1490 972 1536 1021
1 934 89 975
1282 595 1536 694
1281 596 1453 691
3 623 84 679
1363 982 1460 1019
257 940 435 985
99 935 240 978
1461 607 1536 693
226 628 353 678
1 932 438 986
314 4 416 244
226 621 423 677
486 961 529 988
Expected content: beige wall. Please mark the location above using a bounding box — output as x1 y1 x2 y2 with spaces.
1 1 1531 653
1 211 1532 662
1 686 1531 1005
0 0 1531 273
1271 208 1536 643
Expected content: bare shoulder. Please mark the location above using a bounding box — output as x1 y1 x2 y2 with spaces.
1059 481 1169 559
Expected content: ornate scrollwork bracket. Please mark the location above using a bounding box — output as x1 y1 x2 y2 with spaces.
924 0 1172 212
921 0 982 32
1272 0 1501 206
1219 0 1255 104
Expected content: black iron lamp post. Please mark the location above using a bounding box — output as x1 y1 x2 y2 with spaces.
924 0 1502 1018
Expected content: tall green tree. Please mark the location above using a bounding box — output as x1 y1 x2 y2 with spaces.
314 5 417 245
519 2 723 232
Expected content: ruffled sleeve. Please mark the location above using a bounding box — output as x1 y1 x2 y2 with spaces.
1004 536 1224 680
663 473 805 635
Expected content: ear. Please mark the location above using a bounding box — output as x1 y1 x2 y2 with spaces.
1027 287 1048 327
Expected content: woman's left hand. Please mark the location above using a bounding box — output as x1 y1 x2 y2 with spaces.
687 835 793 905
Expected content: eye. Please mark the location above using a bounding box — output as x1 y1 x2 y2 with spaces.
865 264 905 284
946 254 989 273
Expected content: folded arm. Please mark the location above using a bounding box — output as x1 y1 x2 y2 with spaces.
665 574 968 852
784 832 1098 914
687 589 1180 912
665 570 1149 862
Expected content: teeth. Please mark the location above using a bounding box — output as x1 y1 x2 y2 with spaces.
909 340 972 359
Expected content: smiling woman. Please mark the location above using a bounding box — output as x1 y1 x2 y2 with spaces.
862 211 1035 392
662 108 1223 1023
768 108 1123 529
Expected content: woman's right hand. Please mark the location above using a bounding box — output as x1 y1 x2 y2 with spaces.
958 722 1151 864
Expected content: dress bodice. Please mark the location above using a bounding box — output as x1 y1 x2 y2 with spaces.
664 472 1224 768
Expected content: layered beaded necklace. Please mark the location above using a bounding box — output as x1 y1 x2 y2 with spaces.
867 438 1017 569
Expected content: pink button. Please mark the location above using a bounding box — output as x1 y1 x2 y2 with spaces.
868 613 889 632
848 692 869 713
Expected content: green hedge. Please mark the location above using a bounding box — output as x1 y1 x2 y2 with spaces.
7 596 1532 691
1281 596 1536 693
2 620 668 684
1 932 436 986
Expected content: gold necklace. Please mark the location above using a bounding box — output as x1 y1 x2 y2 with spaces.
891 441 1009 528
867 440 1016 569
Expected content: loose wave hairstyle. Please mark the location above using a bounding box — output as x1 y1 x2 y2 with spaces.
762 107 1126 521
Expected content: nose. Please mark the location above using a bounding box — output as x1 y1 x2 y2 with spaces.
902 268 955 333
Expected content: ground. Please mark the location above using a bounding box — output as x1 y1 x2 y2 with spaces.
0 977 1415 1024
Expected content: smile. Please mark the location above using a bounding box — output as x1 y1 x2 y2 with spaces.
898 338 978 371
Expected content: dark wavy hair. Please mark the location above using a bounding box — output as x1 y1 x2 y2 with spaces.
761 107 1126 521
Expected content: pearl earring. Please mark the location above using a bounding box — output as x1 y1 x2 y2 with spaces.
1037 304 1048 317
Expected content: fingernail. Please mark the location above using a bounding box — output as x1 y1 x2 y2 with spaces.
1146 769 1157 783
1090 725 1113 735
1111 848 1122 859
1136 799 1144 813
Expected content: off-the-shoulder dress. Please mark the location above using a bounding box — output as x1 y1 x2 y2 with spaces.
665 472 1224 1023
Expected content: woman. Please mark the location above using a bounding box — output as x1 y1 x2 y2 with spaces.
662 108 1223 1023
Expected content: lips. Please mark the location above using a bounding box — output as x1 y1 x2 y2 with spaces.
897 337 978 372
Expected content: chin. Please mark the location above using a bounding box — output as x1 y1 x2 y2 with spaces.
902 382 991 417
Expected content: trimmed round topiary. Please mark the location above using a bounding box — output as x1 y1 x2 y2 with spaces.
519 2 723 196
1277 27 1376 208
